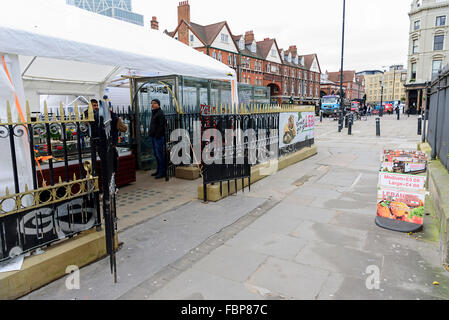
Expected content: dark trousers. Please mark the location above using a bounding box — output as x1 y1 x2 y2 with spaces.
152 137 166 177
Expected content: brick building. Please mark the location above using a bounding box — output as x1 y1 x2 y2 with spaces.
324 70 365 100
168 1 321 105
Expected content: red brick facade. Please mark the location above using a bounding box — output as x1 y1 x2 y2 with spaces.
169 1 321 104
323 71 365 100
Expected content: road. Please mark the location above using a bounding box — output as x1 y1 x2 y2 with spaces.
23 114 449 300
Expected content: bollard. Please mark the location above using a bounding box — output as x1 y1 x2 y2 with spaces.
422 110 427 142
376 117 381 136
397 110 400 121
418 116 422 135
320 110 323 123
338 112 343 132
345 114 349 128
348 117 352 135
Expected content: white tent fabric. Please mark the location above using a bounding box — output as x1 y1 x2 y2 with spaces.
0 0 235 82
0 0 236 83
0 0 239 197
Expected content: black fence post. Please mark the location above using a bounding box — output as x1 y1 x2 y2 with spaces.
338 112 343 132
348 117 352 135
418 115 422 136
422 109 427 143
376 117 381 136
320 110 323 123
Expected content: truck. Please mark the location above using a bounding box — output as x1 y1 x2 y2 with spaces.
321 95 350 117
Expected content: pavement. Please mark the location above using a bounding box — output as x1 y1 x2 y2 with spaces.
21 114 449 300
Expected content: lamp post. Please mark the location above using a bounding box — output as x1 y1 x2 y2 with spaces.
379 71 385 117
339 0 346 119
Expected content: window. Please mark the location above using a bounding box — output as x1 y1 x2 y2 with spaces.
271 49 277 57
434 34 444 51
190 34 194 42
212 52 216 59
221 34 229 43
228 55 232 65
414 20 420 30
267 63 271 73
436 16 446 27
233 56 237 66
412 39 419 54
411 62 417 81
432 60 442 77
218 53 222 62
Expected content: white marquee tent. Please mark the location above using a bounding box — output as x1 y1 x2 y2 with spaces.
0 0 238 196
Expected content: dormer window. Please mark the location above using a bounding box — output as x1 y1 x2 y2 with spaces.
239 38 245 50
251 42 257 53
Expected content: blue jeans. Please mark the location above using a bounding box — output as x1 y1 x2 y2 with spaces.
152 137 166 177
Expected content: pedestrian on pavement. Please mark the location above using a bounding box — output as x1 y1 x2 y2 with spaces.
149 99 167 179
85 98 128 173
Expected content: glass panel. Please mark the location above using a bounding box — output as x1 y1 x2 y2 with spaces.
135 77 177 170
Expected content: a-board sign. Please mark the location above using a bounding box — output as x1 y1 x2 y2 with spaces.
376 149 428 233
376 187 426 231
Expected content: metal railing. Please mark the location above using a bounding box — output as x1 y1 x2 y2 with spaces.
0 102 101 262
428 67 449 171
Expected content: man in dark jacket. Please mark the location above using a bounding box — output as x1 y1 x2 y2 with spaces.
149 99 166 179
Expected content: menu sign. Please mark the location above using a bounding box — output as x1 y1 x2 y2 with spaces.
378 172 426 191
376 149 428 232
381 150 428 175
377 188 426 226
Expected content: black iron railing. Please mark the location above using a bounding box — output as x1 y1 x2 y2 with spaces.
0 102 101 262
428 67 449 171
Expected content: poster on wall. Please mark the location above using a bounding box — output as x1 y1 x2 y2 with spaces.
376 187 426 231
279 112 315 150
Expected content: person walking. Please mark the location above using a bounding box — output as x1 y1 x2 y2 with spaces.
149 99 167 179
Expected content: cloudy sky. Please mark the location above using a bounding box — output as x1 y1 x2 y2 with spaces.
131 0 412 73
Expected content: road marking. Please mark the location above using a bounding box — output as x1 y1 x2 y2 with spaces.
350 173 363 190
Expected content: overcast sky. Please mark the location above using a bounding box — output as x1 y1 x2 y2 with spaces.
131 0 411 73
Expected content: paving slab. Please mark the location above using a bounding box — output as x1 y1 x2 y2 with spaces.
246 257 330 300
265 203 338 224
148 268 262 300
294 242 383 279
226 227 307 260
191 245 267 283
290 221 368 251
317 272 443 300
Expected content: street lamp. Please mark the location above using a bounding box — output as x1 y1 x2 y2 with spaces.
339 0 346 118
379 70 386 117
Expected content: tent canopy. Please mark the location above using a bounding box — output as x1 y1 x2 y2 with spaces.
0 0 236 85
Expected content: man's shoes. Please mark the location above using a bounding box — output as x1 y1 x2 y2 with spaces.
151 172 158 177
155 175 166 180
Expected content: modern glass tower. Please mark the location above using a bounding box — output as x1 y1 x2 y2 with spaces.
67 0 144 26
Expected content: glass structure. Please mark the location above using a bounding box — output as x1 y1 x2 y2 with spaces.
67 0 144 26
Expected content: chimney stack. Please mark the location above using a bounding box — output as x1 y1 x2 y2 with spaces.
151 16 159 30
264 37 270 41
244 30 254 44
288 45 297 56
178 1 190 25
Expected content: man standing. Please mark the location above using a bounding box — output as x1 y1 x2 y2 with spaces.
149 99 166 179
